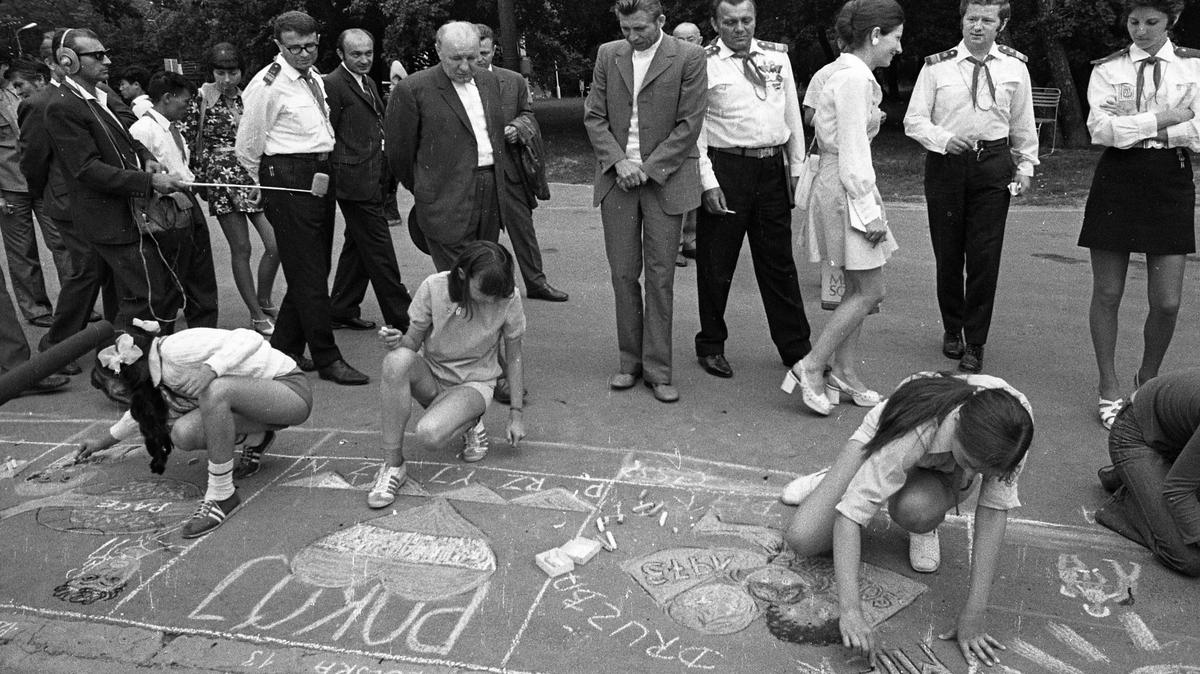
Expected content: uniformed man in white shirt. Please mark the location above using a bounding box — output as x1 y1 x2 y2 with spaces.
237 10 369 386
693 0 812 380
903 0 1038 374
129 71 218 330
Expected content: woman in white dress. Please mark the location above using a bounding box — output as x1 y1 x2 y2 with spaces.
784 0 905 416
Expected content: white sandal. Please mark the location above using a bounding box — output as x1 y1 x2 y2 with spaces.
1098 397 1124 431
780 467 829 505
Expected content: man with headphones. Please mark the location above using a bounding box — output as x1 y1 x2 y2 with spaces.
42 28 189 349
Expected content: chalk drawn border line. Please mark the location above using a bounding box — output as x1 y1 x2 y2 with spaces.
0 602 539 674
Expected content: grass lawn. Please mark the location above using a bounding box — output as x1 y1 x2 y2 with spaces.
536 96 1102 207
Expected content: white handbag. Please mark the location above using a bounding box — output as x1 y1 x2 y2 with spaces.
792 137 819 208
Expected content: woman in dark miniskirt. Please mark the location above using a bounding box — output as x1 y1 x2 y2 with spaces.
1080 0 1200 430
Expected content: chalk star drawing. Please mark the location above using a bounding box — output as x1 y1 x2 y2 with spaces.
291 498 496 602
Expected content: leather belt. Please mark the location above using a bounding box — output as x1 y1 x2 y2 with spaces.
710 145 785 160
273 152 330 161
972 138 1008 161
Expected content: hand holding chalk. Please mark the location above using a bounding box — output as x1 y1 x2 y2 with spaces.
507 415 526 449
377 325 404 350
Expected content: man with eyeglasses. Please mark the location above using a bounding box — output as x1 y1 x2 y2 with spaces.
39 28 189 389
237 10 370 386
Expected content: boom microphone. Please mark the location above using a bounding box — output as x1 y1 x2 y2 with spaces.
0 320 115 406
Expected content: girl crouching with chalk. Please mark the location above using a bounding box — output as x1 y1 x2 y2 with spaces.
781 372 1034 668
74 319 313 538
368 241 526 509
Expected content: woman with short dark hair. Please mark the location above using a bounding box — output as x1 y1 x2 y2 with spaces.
1080 0 1199 430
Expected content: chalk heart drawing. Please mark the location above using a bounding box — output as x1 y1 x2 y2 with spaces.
291 498 495 602
1056 553 1140 618
1 477 201 534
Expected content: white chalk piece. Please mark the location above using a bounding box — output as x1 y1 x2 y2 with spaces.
672 526 679 534
616 513 625 524
595 517 606 533
595 534 614 552
639 489 648 500
647 502 664 515
632 502 654 514
559 537 602 565
604 530 617 550
535 548 575 577
658 511 668 527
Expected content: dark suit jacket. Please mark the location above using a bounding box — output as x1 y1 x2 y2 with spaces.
492 66 540 213
45 82 154 245
18 85 72 220
324 64 386 202
385 65 511 245
583 36 707 214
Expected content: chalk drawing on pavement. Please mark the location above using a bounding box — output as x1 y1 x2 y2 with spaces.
13 464 99 497
437 483 507 504
693 508 784 554
52 532 180 605
508 487 593 512
34 478 200 535
1056 553 1141 618
292 498 495 602
667 583 758 635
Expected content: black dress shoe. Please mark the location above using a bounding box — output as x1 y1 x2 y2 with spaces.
21 374 69 396
318 359 370 385
286 353 316 372
942 331 964 359
28 314 54 328
1098 465 1122 493
698 354 733 378
680 245 697 260
527 284 569 302
958 344 984 373
59 360 83 376
331 316 377 330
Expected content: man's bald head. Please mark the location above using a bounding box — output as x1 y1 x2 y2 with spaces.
672 22 703 44
435 21 481 83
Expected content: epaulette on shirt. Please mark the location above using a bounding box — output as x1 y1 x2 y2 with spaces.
1091 47 1130 65
925 48 957 66
756 40 787 53
1175 46 1200 59
705 44 720 57
997 44 1028 62
262 62 282 86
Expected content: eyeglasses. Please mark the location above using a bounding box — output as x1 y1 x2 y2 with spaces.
281 42 319 55
76 50 110 60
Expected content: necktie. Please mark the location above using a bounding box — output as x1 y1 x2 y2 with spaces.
300 72 328 121
1137 56 1162 111
169 122 188 162
967 56 996 110
731 51 767 99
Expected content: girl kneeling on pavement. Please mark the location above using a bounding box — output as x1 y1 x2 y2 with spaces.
369 241 526 509
74 319 312 538
1096 368 1200 577
781 372 1033 668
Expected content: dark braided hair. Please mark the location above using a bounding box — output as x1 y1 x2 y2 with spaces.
116 328 173 474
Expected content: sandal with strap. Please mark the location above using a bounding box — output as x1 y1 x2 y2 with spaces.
1098 397 1124 431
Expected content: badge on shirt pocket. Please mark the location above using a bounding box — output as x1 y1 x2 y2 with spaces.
1116 83 1136 102
762 62 784 90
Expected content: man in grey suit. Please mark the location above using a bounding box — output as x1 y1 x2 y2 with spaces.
386 21 511 272
584 0 707 403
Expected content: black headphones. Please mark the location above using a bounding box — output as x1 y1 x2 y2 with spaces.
56 28 79 75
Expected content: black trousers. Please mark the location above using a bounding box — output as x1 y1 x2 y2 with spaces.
156 210 219 330
40 218 110 351
695 152 811 366
330 196 412 330
426 168 501 272
260 154 342 368
924 149 1013 345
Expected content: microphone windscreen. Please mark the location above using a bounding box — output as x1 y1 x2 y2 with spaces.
311 173 330 198
0 320 116 406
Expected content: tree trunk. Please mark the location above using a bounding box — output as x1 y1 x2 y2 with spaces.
496 0 521 72
1037 0 1091 148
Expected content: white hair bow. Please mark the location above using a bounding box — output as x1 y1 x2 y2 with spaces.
98 334 144 374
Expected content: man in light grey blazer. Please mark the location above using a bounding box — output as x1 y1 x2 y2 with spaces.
584 0 706 403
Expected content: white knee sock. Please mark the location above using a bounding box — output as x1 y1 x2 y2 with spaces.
206 459 235 502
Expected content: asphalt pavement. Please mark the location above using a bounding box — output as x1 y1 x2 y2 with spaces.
1 184 1198 673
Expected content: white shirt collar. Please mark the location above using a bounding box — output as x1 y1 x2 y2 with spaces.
340 62 366 86
64 76 102 103
717 37 764 60
838 51 875 76
633 30 665 59
1131 39 1176 62
274 54 310 82
952 40 1003 63
143 107 172 130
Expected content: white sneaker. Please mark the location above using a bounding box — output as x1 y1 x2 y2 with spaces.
461 419 488 463
909 529 941 573
780 467 830 505
367 464 406 509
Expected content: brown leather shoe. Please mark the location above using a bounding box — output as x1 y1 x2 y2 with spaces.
644 381 680 403
318 359 370 385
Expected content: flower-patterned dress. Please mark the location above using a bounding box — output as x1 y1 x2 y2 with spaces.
179 83 263 216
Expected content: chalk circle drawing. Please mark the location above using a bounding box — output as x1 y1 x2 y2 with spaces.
35 478 201 535
291 498 495 602
745 565 807 604
667 583 759 635
1056 553 1141 618
623 547 768 635
14 464 100 497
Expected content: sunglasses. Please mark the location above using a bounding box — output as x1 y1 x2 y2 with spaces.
76 50 110 60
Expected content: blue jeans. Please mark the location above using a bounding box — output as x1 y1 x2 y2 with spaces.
1097 405 1200 576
